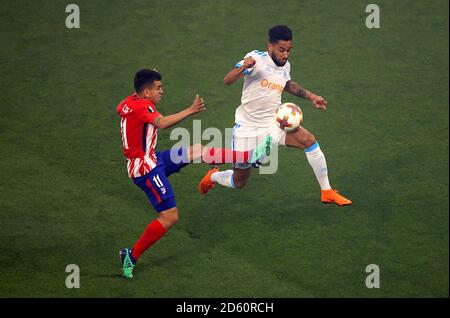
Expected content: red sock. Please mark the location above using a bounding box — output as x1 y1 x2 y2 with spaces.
131 219 167 260
203 148 250 164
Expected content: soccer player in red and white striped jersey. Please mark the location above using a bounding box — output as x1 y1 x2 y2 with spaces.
117 69 271 279
118 92 160 178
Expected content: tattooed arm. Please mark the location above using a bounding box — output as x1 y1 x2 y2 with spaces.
284 80 328 110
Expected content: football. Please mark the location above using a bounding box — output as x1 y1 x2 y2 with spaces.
275 102 303 131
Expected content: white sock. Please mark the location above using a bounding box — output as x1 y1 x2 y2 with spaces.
211 170 235 188
304 142 331 190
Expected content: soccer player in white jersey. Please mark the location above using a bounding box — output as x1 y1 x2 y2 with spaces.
199 25 352 206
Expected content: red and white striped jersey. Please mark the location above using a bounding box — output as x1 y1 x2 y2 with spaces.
117 94 161 178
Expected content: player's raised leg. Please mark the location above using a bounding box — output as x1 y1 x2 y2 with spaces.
199 165 253 194
285 126 352 206
196 136 272 194
186 136 272 165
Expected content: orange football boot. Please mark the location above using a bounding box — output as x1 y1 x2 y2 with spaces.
199 167 219 195
321 189 352 206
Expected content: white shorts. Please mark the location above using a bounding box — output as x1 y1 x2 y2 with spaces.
231 120 286 169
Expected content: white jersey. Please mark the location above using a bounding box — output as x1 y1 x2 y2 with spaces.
234 50 291 127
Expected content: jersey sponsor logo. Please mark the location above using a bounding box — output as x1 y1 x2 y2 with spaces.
260 79 283 93
122 104 132 114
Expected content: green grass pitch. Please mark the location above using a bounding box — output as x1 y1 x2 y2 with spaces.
0 0 448 297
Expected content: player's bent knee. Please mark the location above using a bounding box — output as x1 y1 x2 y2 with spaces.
233 178 248 189
158 207 179 228
170 209 180 224
233 168 251 189
305 134 317 149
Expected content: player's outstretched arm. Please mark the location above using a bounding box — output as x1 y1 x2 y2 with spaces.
284 80 328 110
223 57 256 85
153 95 205 129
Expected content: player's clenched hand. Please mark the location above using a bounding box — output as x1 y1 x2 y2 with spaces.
243 57 256 69
312 96 328 110
190 94 205 114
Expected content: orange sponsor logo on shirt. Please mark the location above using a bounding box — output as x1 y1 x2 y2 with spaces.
261 79 284 93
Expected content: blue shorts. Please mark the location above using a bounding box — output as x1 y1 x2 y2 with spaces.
133 147 189 213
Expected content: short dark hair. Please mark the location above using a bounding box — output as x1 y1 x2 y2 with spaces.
134 69 162 93
268 25 293 43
